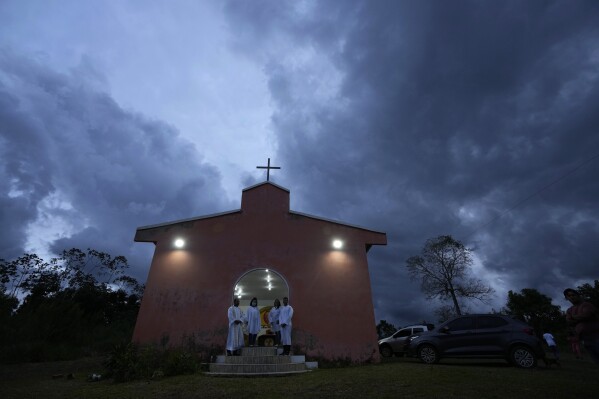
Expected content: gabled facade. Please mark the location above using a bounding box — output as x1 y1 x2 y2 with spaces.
133 182 387 362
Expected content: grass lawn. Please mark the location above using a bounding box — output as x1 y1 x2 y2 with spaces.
1 353 597 399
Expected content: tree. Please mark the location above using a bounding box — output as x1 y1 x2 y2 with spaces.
503 288 565 336
0 248 145 363
376 320 397 339
0 259 19 318
406 235 494 316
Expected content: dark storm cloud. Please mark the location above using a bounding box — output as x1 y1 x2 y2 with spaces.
224 1 599 326
0 49 232 281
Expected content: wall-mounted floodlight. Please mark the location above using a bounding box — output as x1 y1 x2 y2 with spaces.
174 238 185 248
332 239 343 249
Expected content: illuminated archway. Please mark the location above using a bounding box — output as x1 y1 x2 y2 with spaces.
233 268 289 346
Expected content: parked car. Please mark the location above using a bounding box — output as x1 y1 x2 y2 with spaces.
379 324 435 357
405 314 544 368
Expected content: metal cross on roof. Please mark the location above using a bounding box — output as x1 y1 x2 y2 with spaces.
256 158 281 181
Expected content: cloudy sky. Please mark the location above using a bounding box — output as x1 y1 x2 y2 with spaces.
2 0 598 327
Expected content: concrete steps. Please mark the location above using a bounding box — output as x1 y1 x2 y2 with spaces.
206 346 315 377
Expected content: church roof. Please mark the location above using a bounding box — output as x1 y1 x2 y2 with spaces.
242 181 289 193
136 207 384 235
287 211 385 235
136 181 385 236
136 209 242 231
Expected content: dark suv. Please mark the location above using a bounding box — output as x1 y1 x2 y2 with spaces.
406 314 544 368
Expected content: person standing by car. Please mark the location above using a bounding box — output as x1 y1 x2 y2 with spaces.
564 288 599 364
268 298 281 346
279 296 294 355
226 298 244 356
246 297 261 346
542 332 560 361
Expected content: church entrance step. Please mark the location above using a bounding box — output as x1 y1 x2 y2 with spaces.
209 362 307 374
205 370 309 377
206 346 316 377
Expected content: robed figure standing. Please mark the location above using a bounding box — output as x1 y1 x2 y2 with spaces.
268 298 281 346
246 297 261 346
279 296 294 355
226 298 244 356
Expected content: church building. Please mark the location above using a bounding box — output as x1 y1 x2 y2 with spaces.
132 165 387 362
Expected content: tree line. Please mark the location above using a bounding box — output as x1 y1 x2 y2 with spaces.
0 248 144 363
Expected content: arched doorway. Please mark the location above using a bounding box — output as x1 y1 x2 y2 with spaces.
233 268 288 346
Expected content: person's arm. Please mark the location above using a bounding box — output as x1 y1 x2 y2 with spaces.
571 302 598 321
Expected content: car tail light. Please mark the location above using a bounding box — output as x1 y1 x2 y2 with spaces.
522 327 534 336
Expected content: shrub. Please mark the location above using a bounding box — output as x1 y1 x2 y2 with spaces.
163 349 198 376
104 342 202 382
104 342 138 382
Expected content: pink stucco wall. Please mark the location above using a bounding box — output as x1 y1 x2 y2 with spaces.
132 182 386 362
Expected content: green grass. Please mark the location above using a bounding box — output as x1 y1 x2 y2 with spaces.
1 354 597 399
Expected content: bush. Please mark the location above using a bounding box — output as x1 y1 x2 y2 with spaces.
163 349 197 376
104 342 202 382
104 342 139 382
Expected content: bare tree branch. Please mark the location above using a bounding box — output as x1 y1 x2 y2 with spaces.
406 235 494 316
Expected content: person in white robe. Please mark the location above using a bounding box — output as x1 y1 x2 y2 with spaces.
226 298 244 355
246 297 261 346
279 296 294 355
268 298 281 346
